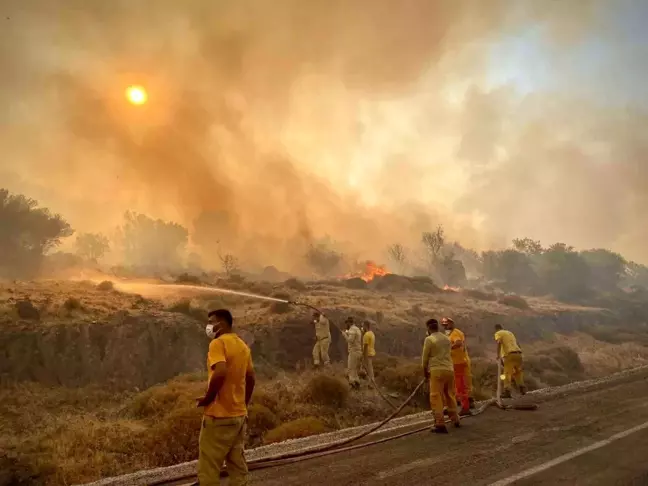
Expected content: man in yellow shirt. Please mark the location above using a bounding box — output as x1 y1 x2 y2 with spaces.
362 320 376 383
197 309 256 486
312 311 331 367
494 324 526 398
441 317 471 416
422 318 460 433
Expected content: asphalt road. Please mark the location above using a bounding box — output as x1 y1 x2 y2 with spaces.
250 369 648 486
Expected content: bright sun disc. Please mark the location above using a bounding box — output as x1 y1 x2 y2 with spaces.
126 85 148 105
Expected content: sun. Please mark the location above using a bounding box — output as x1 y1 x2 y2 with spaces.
125 85 148 105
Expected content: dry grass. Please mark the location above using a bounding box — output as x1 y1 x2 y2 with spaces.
264 417 329 444
497 294 529 309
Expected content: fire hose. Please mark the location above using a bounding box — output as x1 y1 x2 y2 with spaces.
154 301 537 485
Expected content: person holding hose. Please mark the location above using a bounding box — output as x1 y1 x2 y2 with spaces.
422 318 460 433
344 316 363 389
441 317 472 416
362 320 376 384
197 309 255 486
312 311 331 367
494 324 527 398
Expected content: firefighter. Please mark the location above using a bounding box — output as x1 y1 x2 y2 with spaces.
362 320 376 383
422 318 460 433
494 324 527 398
312 311 331 367
197 309 255 486
441 317 472 416
344 317 363 389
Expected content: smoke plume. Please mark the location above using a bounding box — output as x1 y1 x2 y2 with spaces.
1 0 646 272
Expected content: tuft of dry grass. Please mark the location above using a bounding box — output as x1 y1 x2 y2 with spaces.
264 417 329 444
96 280 114 291
463 289 497 301
302 374 349 408
498 294 529 309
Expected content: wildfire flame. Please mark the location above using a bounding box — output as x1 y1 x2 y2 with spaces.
344 260 390 282
443 284 462 292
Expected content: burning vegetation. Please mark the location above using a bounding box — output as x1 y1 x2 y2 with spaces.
344 260 390 283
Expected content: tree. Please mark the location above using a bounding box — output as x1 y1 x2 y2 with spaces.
387 243 407 274
580 249 626 292
421 225 445 273
118 212 188 269
305 242 343 277
216 242 240 277
482 249 538 294
0 188 73 278
536 244 590 300
512 238 543 255
75 232 110 262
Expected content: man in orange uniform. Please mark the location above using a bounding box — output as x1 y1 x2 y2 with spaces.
197 309 256 486
422 318 460 433
442 317 472 416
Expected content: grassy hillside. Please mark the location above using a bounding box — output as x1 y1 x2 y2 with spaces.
2 276 648 485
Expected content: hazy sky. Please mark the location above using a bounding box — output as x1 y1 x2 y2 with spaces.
0 0 647 270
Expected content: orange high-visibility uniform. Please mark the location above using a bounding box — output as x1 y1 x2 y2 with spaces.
447 328 471 412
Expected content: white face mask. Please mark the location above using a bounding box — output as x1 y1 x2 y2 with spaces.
205 324 217 339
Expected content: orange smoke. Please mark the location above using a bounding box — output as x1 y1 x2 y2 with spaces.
344 260 390 282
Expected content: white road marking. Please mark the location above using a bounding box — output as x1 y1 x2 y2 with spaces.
488 419 648 486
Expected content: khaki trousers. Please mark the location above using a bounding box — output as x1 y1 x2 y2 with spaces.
348 351 362 385
198 416 248 486
502 352 525 391
429 369 459 427
313 337 331 366
364 356 375 382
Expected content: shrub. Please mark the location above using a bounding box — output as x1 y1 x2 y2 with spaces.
248 403 280 438
14 299 40 320
284 278 307 291
378 361 427 407
175 273 202 285
251 389 280 413
345 277 368 290
463 289 497 301
96 280 114 291
497 294 529 309
269 292 292 314
166 299 207 321
143 406 202 466
264 417 328 444
63 297 83 311
303 375 349 408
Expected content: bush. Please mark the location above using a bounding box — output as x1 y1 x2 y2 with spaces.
345 277 368 290
303 375 349 408
248 404 280 438
497 294 529 309
284 278 307 291
251 389 280 413
96 280 114 291
378 361 427 407
463 289 497 301
63 297 83 311
264 417 328 444
175 273 202 285
269 292 292 314
143 406 202 466
14 299 40 320
166 299 207 321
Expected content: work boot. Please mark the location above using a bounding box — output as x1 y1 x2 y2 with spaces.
519 386 527 396
432 425 449 434
500 389 512 399
453 420 461 429
469 397 476 409
459 408 472 417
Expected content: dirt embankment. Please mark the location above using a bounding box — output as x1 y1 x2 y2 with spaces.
2 279 648 389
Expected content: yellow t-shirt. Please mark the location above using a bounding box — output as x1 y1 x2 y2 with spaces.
421 332 454 373
447 328 469 365
494 329 521 357
204 333 253 418
363 331 376 357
